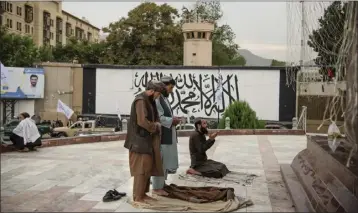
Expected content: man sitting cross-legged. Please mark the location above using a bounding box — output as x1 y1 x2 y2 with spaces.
186 119 230 178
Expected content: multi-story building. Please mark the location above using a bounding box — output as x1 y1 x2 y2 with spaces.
0 1 100 46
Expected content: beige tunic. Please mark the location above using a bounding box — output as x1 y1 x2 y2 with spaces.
129 99 164 177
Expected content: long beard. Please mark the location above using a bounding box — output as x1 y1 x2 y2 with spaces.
162 90 169 97
201 127 208 135
148 95 154 102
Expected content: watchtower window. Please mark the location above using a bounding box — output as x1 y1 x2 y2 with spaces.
186 32 191 39
202 32 206 39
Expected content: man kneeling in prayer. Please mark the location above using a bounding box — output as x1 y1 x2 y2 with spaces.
186 119 230 178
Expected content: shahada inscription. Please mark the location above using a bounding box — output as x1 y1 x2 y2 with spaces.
133 71 239 117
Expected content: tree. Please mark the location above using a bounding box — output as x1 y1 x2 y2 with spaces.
51 37 108 64
271 59 286 66
307 1 347 77
103 2 183 65
0 27 39 67
182 1 246 66
218 100 265 129
103 1 245 66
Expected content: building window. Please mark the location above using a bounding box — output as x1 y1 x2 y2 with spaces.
50 19 54 27
43 29 51 45
75 27 83 39
56 34 61 44
202 32 206 39
186 32 195 39
43 11 51 27
31 27 33 34
51 32 54 39
6 19 12 28
66 22 72 36
56 17 63 33
0 2 5 12
0 15 2 26
16 6 22 16
25 24 30 33
16 22 21 31
6 2 12 13
24 5 33 23
87 32 92 41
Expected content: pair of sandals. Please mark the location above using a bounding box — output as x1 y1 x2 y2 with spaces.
102 189 126 202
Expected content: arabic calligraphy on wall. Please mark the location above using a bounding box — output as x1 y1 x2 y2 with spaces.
133 71 239 117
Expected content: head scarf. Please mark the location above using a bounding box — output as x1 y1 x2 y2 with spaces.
160 76 176 85
146 80 165 93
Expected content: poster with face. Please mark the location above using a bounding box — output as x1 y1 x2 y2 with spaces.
0 67 45 99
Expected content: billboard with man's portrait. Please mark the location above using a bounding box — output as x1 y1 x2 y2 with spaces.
0 64 45 99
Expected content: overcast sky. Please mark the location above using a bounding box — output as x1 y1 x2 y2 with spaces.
62 2 305 62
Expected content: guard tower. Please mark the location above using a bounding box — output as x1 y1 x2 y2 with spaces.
182 18 215 66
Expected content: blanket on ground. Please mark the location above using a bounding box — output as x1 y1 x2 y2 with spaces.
130 185 253 212
193 159 230 178
179 171 258 186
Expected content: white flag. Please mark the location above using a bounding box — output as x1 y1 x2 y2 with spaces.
215 69 223 104
57 99 74 119
116 100 121 120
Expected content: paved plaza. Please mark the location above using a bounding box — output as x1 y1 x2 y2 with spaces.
1 135 307 212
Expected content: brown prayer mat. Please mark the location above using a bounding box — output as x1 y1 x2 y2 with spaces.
179 171 258 186
130 184 253 212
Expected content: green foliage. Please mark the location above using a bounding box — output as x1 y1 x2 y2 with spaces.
0 27 39 67
218 100 265 129
307 1 347 77
103 2 183 65
1 2 246 67
271 59 286 66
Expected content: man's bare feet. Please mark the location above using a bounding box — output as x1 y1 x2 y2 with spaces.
134 195 152 203
144 194 157 201
186 168 201 175
134 197 148 203
152 189 169 196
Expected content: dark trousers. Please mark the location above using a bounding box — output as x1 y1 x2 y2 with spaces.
10 133 42 150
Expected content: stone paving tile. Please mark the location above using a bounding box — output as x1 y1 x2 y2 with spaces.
1 135 306 212
62 200 99 212
258 136 296 212
27 180 59 191
1 190 41 206
35 192 86 212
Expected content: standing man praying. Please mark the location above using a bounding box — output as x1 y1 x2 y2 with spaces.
124 80 166 203
151 76 181 196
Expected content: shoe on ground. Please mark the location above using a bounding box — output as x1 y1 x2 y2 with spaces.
102 190 125 202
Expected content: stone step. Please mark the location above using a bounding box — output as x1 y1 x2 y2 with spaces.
280 164 314 212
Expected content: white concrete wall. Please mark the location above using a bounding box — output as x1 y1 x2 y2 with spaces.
95 68 280 121
14 100 35 117
0 100 35 122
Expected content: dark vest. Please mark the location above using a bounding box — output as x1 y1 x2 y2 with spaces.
124 92 156 154
159 95 176 145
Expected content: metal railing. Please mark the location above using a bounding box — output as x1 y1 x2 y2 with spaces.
297 106 308 133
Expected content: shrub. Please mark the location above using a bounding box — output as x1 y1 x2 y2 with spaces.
218 100 265 129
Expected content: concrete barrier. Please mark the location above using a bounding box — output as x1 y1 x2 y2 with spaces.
0 129 305 153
